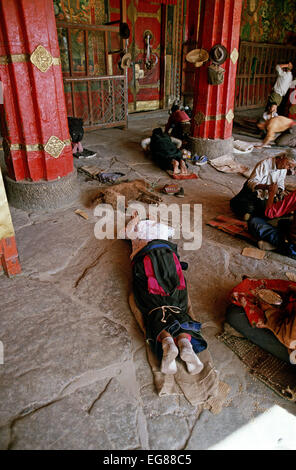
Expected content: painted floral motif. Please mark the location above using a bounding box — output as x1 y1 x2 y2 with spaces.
240 0 296 44
53 0 105 24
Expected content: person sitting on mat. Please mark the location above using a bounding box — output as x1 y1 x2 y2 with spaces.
149 128 188 175
230 151 296 220
165 104 191 141
126 211 207 375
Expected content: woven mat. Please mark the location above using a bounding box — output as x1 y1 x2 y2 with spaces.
207 214 257 243
217 324 296 402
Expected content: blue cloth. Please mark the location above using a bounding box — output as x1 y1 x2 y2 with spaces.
248 216 296 258
247 216 285 247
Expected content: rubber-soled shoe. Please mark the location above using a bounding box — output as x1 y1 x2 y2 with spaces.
194 155 208 166
175 187 185 198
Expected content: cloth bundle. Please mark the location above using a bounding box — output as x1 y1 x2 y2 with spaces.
209 154 249 175
233 140 255 154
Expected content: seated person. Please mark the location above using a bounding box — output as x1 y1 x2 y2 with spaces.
256 115 296 147
126 212 207 375
262 103 278 121
165 104 191 141
230 151 296 220
266 62 296 110
149 128 188 175
225 305 291 364
227 278 296 365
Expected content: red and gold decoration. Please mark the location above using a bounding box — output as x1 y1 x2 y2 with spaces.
191 0 243 140
0 0 73 182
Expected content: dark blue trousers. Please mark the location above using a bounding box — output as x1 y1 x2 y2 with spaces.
248 216 296 258
247 217 285 248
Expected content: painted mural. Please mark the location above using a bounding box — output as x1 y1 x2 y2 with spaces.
54 0 106 76
240 0 296 44
53 0 106 24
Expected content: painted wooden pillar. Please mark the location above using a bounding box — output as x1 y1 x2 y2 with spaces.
0 0 73 183
0 168 21 277
190 0 243 157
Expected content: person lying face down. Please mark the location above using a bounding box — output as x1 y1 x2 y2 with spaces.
248 213 296 259
125 212 207 375
230 151 296 220
256 116 296 147
149 128 188 175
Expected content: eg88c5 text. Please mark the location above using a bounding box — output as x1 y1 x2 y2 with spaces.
147 455 191 465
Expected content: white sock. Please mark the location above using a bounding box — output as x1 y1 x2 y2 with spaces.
178 338 204 375
160 337 178 375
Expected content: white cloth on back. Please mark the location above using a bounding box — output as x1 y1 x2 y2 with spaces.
274 65 296 97
247 156 286 200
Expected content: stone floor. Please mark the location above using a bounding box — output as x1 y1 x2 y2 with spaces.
1 110 296 450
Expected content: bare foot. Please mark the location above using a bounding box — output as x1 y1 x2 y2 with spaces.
180 160 188 174
172 159 180 174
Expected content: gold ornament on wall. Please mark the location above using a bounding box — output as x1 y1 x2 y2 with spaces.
194 111 206 125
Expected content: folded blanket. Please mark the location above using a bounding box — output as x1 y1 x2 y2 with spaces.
209 154 249 175
233 140 254 153
129 292 230 410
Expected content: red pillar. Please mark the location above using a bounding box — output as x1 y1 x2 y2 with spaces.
0 168 21 277
0 0 73 182
190 0 243 155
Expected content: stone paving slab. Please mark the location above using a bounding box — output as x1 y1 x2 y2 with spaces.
1 111 296 450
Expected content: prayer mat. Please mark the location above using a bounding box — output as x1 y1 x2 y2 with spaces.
217 323 296 402
129 292 230 411
207 214 257 243
167 171 198 180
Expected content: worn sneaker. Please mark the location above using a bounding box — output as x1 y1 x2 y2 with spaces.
162 183 180 195
175 187 185 198
193 155 208 166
